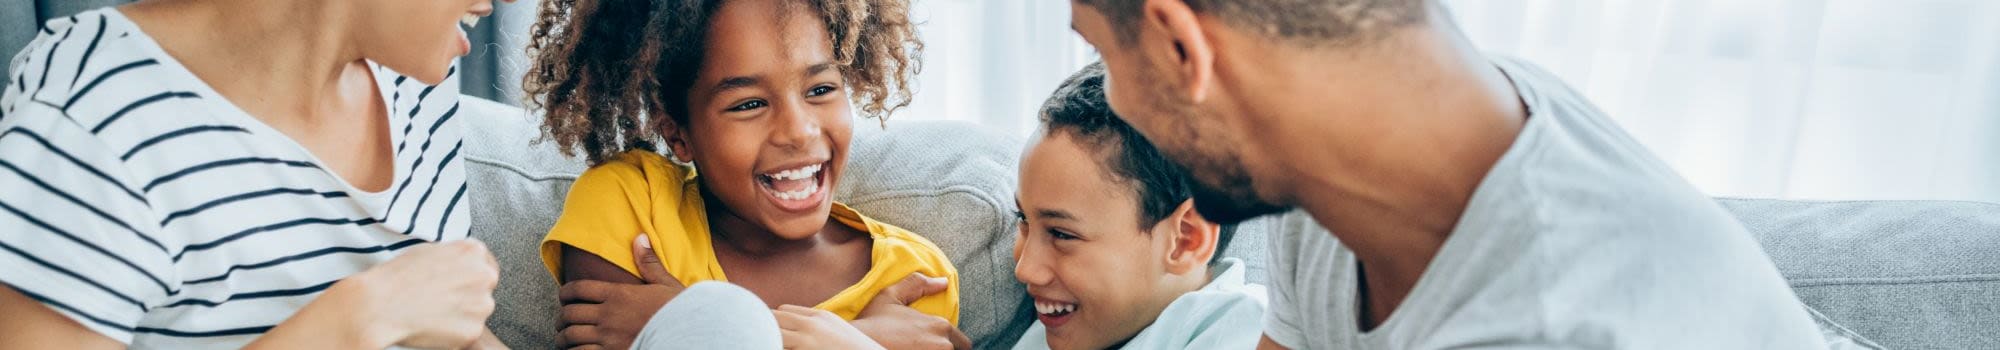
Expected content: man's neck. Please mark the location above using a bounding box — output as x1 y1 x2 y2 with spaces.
120 0 367 126
1235 19 1528 326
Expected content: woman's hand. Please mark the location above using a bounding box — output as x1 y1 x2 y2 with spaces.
463 329 509 350
775 305 886 350
850 274 971 350
309 239 500 349
557 234 684 350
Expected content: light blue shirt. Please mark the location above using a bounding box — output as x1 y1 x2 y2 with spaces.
1013 258 1267 350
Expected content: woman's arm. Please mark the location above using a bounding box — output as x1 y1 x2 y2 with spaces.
0 285 124 350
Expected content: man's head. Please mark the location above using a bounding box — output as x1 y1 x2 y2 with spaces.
1066 0 1432 224
1012 62 1236 350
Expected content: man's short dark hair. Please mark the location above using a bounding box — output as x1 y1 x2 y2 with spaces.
1074 0 1428 47
1038 62 1236 262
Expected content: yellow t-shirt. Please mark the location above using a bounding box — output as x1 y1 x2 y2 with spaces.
539 150 959 324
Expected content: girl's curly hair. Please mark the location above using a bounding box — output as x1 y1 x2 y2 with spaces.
522 0 922 165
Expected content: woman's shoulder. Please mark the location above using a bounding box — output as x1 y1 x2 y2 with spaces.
6 9 163 114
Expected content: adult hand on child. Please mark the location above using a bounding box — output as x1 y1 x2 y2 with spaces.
340 239 499 350
462 329 509 350
774 305 886 350
851 273 971 350
557 234 684 350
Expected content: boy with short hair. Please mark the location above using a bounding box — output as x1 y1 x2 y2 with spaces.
1010 62 1266 350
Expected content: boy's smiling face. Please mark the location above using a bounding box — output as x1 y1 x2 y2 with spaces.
1014 131 1202 350
672 0 853 240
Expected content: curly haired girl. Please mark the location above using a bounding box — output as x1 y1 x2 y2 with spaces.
523 0 959 348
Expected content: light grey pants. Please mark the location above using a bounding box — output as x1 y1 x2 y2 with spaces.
630 282 781 350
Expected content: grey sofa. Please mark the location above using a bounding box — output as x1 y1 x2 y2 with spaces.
7 2 1997 347
462 97 2000 350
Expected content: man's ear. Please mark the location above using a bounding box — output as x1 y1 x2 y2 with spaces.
1141 0 1216 102
1163 199 1220 275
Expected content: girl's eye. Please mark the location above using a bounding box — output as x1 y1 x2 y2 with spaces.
1048 229 1079 241
808 85 838 97
727 99 768 112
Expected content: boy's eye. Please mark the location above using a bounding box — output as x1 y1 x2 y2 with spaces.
727 99 768 112
808 85 838 97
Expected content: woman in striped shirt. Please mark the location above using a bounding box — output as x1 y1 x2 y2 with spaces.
0 0 512 348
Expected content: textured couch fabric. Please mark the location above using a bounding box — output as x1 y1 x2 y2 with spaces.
1721 198 2000 350
466 97 1999 350
15 2 1986 348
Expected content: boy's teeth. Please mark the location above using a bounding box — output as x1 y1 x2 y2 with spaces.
460 14 481 28
1034 301 1076 315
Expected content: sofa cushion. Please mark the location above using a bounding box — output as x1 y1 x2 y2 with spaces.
1719 198 2000 349
465 97 579 349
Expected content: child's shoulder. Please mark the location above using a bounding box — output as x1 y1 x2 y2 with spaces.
834 204 955 272
573 150 691 186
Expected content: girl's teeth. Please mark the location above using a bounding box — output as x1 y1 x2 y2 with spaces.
771 164 822 180
774 181 818 201
461 14 481 28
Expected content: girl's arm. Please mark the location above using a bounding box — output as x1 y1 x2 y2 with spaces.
555 236 686 350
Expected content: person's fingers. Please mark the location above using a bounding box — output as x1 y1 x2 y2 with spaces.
946 324 972 350
559 303 601 325
874 273 948 306
776 304 815 315
558 280 610 304
772 309 806 331
557 325 600 348
630 234 680 286
778 328 807 350
473 239 499 270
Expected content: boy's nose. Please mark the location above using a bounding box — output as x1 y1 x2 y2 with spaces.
1013 245 1055 286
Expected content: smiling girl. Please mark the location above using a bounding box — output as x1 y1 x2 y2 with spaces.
524 0 955 347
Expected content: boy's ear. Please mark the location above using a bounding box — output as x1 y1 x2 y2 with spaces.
1163 199 1220 275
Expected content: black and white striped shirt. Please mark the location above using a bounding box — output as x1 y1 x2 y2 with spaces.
0 9 469 347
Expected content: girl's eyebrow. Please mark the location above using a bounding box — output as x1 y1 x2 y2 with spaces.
710 76 761 95
707 61 838 95
804 62 837 77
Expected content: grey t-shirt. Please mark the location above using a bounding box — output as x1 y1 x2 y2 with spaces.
1261 57 1837 349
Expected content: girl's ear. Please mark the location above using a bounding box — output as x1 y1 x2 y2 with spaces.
661 119 696 165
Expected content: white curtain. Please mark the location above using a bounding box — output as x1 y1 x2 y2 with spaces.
1440 0 2000 202
479 1 2000 202
899 0 1096 138
900 0 2000 202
